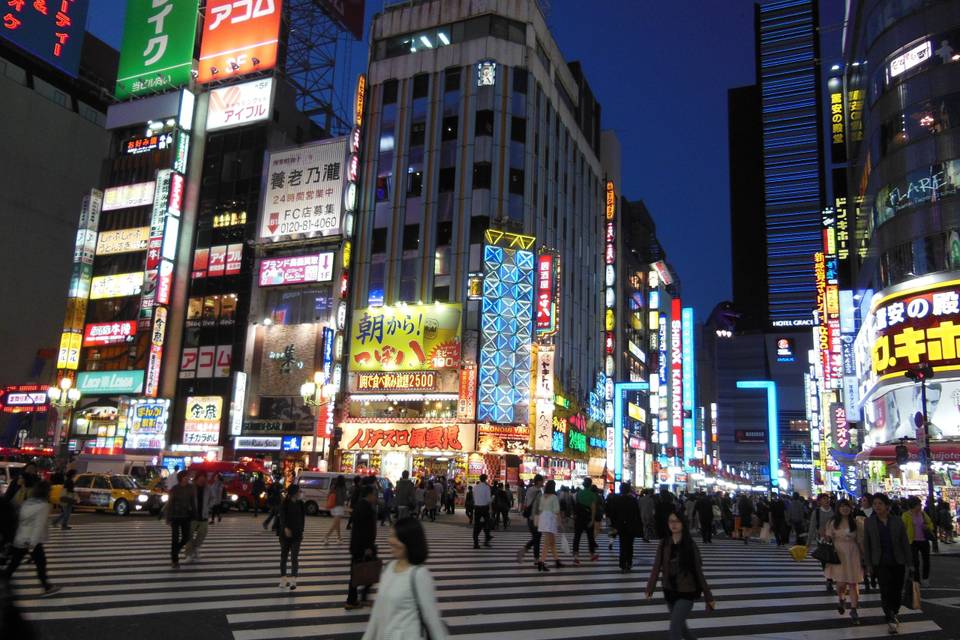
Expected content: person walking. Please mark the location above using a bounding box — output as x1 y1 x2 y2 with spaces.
2 481 60 596
535 480 563 571
278 483 306 591
464 486 475 523
787 492 807 544
323 475 348 545
394 470 415 520
414 481 426 520
361 518 448 640
737 493 754 544
572 478 600 565
251 473 266 518
902 496 934 587
863 493 912 634
496 482 512 529
609 482 641 571
51 470 76 530
471 475 493 549
855 494 877 593
645 511 716 640
695 492 715 544
166 471 196 569
345 486 379 610
808 493 836 593
655 488 675 540
263 478 284 531
424 482 439 522
517 474 543 566
769 494 787 546
380 480 394 526
207 473 225 524
639 489 655 542
347 475 362 529
4 462 38 505
824 499 865 624
182 472 211 561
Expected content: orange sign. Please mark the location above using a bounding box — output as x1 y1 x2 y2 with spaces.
198 0 282 83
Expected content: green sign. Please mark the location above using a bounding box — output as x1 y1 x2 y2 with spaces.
77 370 146 395
115 0 200 100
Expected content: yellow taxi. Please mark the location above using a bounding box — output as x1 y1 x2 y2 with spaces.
51 473 167 516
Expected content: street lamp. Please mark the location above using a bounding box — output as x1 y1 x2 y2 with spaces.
47 377 81 462
301 372 337 468
905 364 937 550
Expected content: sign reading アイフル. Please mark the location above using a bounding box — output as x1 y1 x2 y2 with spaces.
260 138 347 242
115 0 200 99
349 304 461 372
207 78 274 131
198 0 282 84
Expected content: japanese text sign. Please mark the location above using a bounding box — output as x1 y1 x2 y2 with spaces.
342 423 476 453
89 272 144 299
260 138 347 241
96 227 150 255
183 396 222 445
83 321 137 347
76 370 145 395
198 0 281 83
207 77 273 131
356 371 436 391
103 181 156 211
125 399 169 450
115 0 199 99
1 0 88 77
349 303 461 372
536 252 557 335
258 252 334 287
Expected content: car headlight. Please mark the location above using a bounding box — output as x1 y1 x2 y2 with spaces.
137 494 149 503
161 494 169 502
230 494 239 502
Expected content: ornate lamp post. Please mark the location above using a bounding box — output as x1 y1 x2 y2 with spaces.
300 372 337 468
47 377 81 462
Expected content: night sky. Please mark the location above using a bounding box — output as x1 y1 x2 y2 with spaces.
85 1 758 319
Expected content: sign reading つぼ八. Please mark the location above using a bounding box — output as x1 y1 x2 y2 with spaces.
259 138 347 242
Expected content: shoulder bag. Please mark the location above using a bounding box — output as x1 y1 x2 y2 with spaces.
411 566 448 640
350 556 383 587
811 540 841 565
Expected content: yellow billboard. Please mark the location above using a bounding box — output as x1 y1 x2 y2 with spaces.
349 303 461 371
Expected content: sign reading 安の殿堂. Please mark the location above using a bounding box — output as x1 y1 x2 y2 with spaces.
115 0 200 99
259 138 347 242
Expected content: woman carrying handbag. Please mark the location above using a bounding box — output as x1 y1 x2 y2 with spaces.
823 499 865 624
362 518 448 640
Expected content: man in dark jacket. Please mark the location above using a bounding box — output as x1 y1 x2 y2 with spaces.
863 493 913 634
166 471 196 569
394 470 415 520
769 493 788 546
609 482 641 571
345 485 378 609
262 478 283 531
737 494 754 544
250 475 266 517
695 492 715 544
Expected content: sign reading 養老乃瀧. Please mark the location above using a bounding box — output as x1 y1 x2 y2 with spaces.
349 304 461 372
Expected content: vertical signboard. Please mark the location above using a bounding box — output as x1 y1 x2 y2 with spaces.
681 307 697 468
533 346 554 450
198 0 282 83
58 189 103 370
670 298 683 460
535 252 558 336
604 181 617 432
115 0 201 99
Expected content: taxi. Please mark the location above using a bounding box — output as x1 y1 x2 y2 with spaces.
51 473 167 516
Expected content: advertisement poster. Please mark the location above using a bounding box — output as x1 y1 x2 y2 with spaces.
341 423 476 453
90 272 144 300
198 0 282 83
349 303 461 372
183 396 223 445
259 138 347 241
103 181 156 211
96 227 150 255
207 78 274 130
115 0 200 98
259 252 334 287
125 399 170 450
0 0 89 77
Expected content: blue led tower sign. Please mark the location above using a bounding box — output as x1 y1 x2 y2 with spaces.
736 380 781 489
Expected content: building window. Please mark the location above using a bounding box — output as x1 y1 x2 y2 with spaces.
473 162 492 189
445 67 461 92
509 169 524 195
407 170 424 197
470 216 488 244
402 224 420 251
371 228 388 253
475 110 494 137
383 79 398 104
511 116 526 143
410 121 426 146
442 115 458 141
413 73 429 99
438 167 456 193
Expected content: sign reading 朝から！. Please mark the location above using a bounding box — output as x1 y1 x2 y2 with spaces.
259 139 347 242
349 304 461 372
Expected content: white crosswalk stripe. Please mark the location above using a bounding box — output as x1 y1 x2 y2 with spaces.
10 514 943 639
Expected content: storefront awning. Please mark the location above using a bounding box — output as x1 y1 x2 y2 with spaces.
855 442 960 464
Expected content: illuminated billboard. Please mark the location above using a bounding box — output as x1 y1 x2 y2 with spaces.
102 181 156 211
83 321 137 347
535 252 558 335
90 272 144 300
206 77 274 131
259 252 334 287
198 0 282 83
96 227 150 256
260 138 347 241
183 396 223 445
115 0 200 99
349 303 461 372
0 0 88 77
670 298 683 458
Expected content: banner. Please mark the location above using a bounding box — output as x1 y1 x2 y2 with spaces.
115 0 199 98
198 0 282 83
349 304 461 372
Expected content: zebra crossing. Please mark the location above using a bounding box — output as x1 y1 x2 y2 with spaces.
10 513 945 639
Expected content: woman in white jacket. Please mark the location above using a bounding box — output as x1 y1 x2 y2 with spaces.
362 517 447 640
2 481 60 596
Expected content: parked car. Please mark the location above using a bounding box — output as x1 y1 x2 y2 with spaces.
50 473 166 516
296 471 341 516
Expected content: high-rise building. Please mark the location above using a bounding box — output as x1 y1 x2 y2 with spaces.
342 0 610 482
757 0 825 330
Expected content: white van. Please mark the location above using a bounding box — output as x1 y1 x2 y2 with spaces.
296 471 340 516
0 462 25 497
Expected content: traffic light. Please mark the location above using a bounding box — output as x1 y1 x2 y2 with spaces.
895 444 909 465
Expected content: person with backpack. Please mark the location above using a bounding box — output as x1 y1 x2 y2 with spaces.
517 475 543 565
2 481 60 597
361 518 448 640
572 478 600 565
808 493 837 593
323 475 348 545
646 511 715 640
278 484 306 591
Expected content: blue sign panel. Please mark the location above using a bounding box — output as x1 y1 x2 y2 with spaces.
0 0 89 77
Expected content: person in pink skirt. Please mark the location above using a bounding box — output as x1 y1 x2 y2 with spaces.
825 499 865 624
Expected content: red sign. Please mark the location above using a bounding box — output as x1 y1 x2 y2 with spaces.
156 260 173 305
536 253 555 333
356 371 436 391
83 321 137 347
208 245 226 277
192 248 210 279
198 0 282 83
346 425 465 451
226 243 243 275
0 385 49 414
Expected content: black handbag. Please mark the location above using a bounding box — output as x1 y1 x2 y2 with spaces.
811 541 841 565
350 558 383 586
